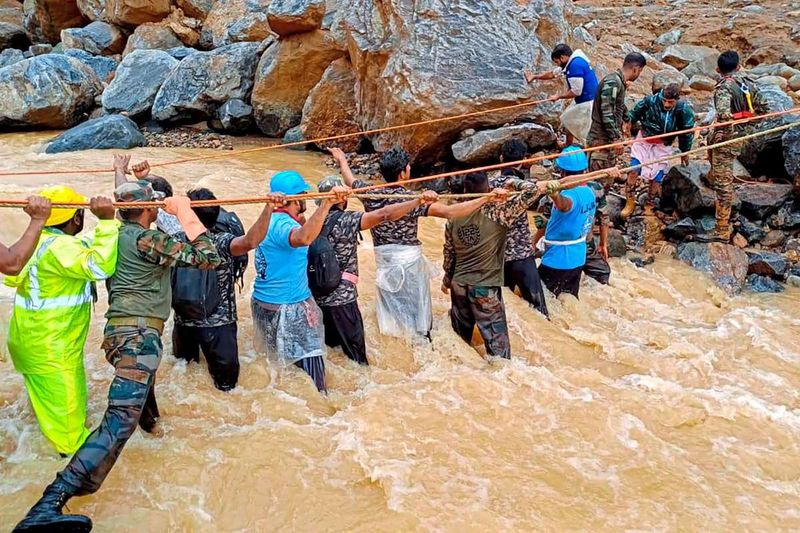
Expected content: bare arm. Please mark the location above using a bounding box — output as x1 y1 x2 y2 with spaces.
525 70 557 83
360 198 423 230
551 191 573 212
0 196 50 275
288 187 350 248
328 147 358 188
230 206 272 256
113 154 131 188
427 196 491 219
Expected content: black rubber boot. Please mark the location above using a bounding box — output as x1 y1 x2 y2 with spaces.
13 481 92 533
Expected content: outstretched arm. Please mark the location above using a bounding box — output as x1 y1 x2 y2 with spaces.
427 195 492 219
328 148 358 188
289 187 350 247
113 154 131 188
361 197 426 230
229 194 285 256
0 196 51 276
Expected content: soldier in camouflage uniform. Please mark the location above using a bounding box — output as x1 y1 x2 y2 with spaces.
586 53 648 181
13 181 220 533
313 177 439 365
699 51 763 242
443 173 540 359
488 139 548 317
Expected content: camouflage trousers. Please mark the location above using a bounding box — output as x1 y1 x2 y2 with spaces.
449 283 511 359
589 150 618 188
709 145 737 236
55 321 163 496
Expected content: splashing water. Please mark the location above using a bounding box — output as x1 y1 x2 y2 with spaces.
1 133 799 531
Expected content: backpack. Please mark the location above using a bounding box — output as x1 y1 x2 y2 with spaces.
171 267 220 321
307 211 346 298
215 208 248 289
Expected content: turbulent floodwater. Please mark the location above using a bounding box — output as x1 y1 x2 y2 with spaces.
1 132 800 532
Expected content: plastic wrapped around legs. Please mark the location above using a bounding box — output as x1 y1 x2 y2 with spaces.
373 244 433 338
560 101 593 146
251 297 326 367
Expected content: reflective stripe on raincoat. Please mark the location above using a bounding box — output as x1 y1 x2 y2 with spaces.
4 219 120 453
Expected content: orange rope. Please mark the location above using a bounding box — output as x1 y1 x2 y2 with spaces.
0 101 796 178
0 98 552 177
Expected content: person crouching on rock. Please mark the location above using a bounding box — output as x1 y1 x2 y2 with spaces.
251 170 349 393
534 148 621 298
621 83 696 220
442 172 541 359
310 177 438 365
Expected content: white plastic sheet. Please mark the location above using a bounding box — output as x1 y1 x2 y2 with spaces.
251 298 325 366
560 100 593 146
374 244 433 337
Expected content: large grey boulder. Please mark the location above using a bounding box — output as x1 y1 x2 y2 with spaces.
61 20 125 55
676 242 749 294
783 126 800 183
661 161 717 216
736 183 794 219
63 48 118 82
122 23 183 56
152 42 261 123
0 47 25 69
200 0 271 48
252 30 344 137
652 68 689 92
682 55 721 81
340 0 570 163
76 0 106 21
176 0 213 20
739 82 798 177
749 63 800 79
660 45 719 70
451 123 555 164
0 54 101 128
208 98 253 134
105 0 171 27
102 50 177 118
267 0 325 36
45 114 145 153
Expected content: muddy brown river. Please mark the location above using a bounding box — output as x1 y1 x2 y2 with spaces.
1 132 799 531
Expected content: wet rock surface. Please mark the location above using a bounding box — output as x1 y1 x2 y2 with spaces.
102 49 177 118
676 242 749 294
45 113 145 153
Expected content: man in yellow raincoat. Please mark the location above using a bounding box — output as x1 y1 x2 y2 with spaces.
5 186 120 456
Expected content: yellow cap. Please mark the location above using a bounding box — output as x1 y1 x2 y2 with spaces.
39 185 87 226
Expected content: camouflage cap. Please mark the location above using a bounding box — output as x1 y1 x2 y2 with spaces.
114 180 157 203
316 176 344 205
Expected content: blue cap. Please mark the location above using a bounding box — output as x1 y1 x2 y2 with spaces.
555 145 589 173
270 170 312 195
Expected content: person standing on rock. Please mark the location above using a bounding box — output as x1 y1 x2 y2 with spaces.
586 52 648 177
525 43 599 146
330 146 494 341
12 181 220 533
0 195 51 275
621 83 696 219
696 50 764 243
5 187 117 458
442 173 539 359
488 139 549 316
311 177 440 365
251 171 349 393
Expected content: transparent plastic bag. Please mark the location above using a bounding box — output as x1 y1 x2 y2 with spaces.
374 245 433 337
251 297 325 366
560 101 593 146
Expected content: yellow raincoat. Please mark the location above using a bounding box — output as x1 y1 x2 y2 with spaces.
4 219 120 454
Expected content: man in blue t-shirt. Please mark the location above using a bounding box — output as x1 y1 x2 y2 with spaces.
534 147 620 298
525 43 599 146
251 170 349 393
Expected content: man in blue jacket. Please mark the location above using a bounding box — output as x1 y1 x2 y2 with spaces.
525 43 599 146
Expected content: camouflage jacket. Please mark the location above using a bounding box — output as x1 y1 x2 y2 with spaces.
489 169 535 262
587 70 627 146
352 179 430 247
315 209 364 307
713 73 764 141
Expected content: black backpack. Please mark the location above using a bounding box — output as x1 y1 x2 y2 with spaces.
215 208 248 289
171 267 220 321
307 211 346 298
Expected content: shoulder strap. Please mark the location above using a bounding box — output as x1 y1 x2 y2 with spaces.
320 211 345 240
